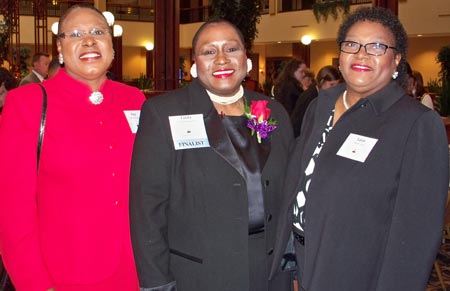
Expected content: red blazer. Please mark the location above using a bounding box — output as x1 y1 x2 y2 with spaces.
0 70 145 291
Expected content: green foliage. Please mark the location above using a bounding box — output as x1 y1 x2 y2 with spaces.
136 73 153 91
312 0 350 23
436 46 450 116
0 11 10 65
11 47 31 78
437 45 450 83
0 24 8 65
210 0 263 51
428 78 442 96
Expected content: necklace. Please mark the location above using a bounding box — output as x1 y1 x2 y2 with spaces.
89 91 104 105
342 90 349 110
206 85 244 105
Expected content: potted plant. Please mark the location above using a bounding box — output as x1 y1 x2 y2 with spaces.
436 45 450 117
210 0 262 51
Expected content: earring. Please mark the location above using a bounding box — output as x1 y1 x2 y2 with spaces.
58 53 64 65
392 71 399 79
247 58 252 73
190 63 197 78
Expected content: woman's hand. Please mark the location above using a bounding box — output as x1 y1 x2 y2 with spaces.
46 288 56 291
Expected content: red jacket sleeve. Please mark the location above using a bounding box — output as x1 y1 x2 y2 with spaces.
0 84 54 291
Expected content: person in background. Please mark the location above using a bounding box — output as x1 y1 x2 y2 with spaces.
18 52 50 86
47 58 61 79
271 6 448 291
0 67 17 117
130 19 294 291
300 69 315 91
273 59 307 115
291 65 342 137
0 4 145 291
410 70 434 110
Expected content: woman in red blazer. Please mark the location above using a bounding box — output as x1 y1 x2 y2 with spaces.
0 5 144 291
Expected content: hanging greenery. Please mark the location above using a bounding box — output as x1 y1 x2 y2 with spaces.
210 0 263 51
312 0 350 23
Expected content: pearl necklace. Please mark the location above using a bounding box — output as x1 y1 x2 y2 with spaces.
206 85 244 105
342 90 349 110
89 91 104 105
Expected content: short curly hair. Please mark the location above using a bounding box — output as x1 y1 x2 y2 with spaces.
337 6 409 88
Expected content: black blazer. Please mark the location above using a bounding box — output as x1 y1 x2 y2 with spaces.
290 86 319 137
274 80 303 116
271 82 449 291
130 79 294 291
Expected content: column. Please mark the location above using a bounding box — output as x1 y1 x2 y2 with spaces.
154 0 180 90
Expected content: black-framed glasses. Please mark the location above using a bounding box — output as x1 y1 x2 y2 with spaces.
58 28 110 40
339 41 397 56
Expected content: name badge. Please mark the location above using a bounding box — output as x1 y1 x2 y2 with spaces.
336 133 378 163
169 114 210 150
124 110 141 133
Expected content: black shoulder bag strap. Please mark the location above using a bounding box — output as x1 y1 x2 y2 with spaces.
37 83 47 170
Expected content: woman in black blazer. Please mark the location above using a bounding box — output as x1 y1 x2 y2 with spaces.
130 19 294 291
271 7 449 291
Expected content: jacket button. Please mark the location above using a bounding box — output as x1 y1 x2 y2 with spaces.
267 214 272 222
264 180 269 187
267 248 274 255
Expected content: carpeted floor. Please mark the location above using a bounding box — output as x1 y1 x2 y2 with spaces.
428 239 450 291
1 240 450 291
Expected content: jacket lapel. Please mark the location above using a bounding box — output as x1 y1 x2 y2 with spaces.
204 108 245 178
188 82 274 178
189 80 244 178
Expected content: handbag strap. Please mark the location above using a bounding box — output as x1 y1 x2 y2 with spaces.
37 83 47 170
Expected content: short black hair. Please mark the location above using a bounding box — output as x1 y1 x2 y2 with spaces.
32 52 50 64
58 4 109 36
191 19 245 56
337 6 409 88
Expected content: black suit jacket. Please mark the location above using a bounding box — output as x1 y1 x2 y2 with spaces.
130 79 294 291
271 82 449 291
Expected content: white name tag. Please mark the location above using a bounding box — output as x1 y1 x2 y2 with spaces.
124 110 141 133
169 114 210 150
336 133 378 163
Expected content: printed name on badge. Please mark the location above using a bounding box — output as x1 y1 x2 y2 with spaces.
124 110 141 133
336 133 378 163
169 114 210 150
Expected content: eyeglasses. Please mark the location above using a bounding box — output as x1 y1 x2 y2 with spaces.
339 41 396 56
58 28 110 40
